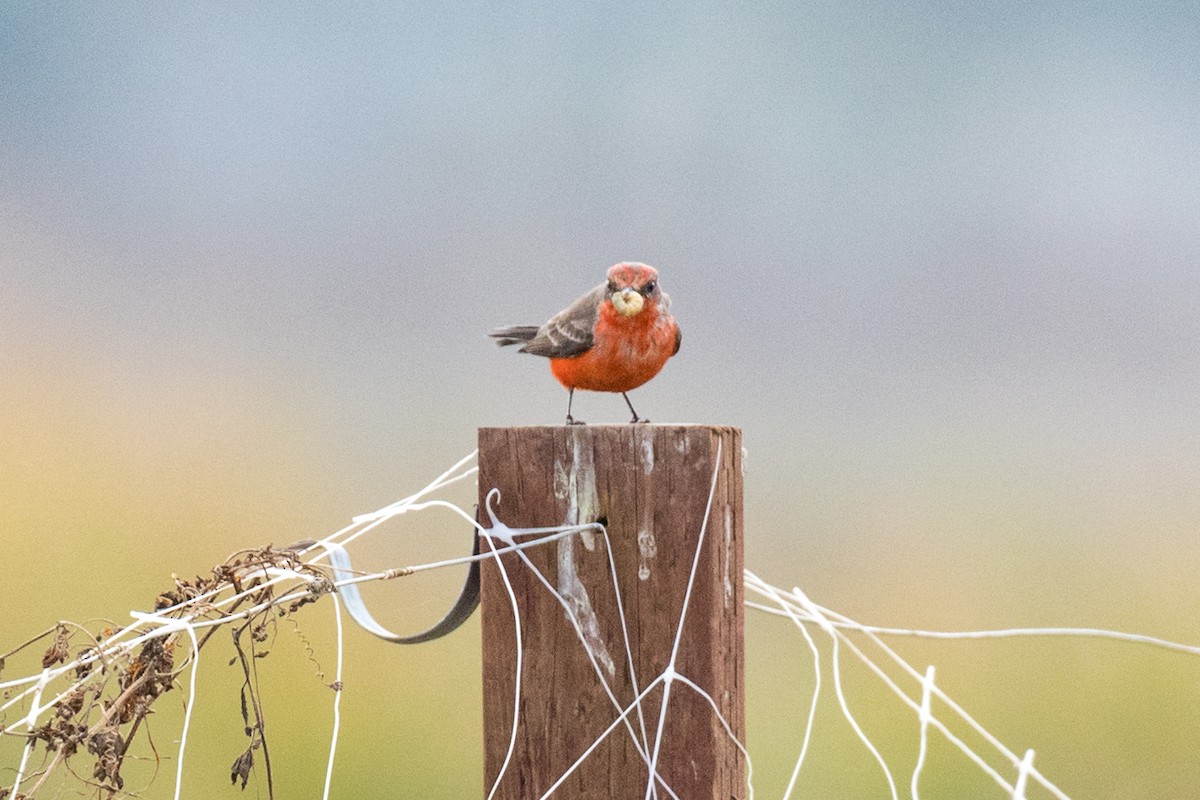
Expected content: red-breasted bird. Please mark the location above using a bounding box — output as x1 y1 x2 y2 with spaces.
490 262 681 424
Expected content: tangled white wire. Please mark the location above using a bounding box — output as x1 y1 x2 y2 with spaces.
3 449 1197 799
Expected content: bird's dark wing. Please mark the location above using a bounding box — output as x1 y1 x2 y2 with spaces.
489 325 541 347
517 283 606 359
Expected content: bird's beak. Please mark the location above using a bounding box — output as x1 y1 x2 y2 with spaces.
610 287 645 317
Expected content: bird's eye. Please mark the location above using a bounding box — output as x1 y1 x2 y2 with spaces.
641 280 657 296
607 281 619 293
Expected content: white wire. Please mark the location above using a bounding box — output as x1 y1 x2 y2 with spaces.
321 591 345 800
5 448 1194 800
911 665 935 800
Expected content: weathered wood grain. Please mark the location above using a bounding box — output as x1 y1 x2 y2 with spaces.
479 424 744 799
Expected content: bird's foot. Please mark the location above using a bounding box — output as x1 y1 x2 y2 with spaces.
566 416 587 425
631 416 650 424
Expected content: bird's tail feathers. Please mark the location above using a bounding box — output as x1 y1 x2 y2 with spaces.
489 325 541 347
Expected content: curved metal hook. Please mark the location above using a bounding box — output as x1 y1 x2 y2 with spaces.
329 526 481 645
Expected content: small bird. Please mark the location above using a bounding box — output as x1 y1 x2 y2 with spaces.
490 262 681 424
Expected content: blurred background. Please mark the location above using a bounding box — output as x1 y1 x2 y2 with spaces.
2 3 1198 798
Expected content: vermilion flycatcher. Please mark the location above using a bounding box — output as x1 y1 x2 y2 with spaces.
490 262 681 424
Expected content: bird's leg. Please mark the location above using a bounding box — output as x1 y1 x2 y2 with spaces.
622 392 648 424
566 388 586 425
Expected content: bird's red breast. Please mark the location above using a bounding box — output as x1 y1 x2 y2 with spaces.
550 302 677 392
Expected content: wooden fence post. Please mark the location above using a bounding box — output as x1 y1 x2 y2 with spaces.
478 424 744 799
